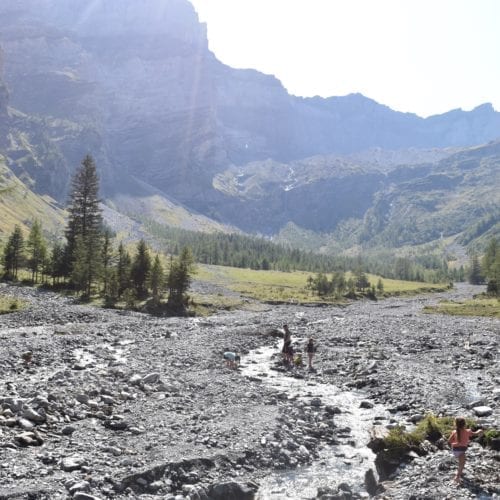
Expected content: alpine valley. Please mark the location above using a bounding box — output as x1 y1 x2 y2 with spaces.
0 0 499 253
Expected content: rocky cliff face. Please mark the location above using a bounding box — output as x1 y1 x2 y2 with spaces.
0 0 499 239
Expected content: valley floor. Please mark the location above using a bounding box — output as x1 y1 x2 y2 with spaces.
0 283 498 499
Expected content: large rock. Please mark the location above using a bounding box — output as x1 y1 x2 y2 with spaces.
207 481 255 500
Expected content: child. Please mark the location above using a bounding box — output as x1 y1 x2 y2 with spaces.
305 338 316 369
223 351 240 369
448 417 483 483
294 353 303 367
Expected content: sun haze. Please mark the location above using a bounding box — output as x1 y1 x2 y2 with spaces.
189 0 500 118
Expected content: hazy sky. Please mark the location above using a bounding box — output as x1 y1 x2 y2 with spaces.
189 0 500 118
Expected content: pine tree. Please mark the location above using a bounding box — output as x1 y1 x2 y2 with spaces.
167 247 195 309
355 269 370 292
149 255 164 303
26 219 47 283
117 242 131 297
468 254 482 285
377 278 384 294
482 238 499 296
2 225 24 279
49 242 65 286
101 228 115 296
131 239 151 299
64 155 103 295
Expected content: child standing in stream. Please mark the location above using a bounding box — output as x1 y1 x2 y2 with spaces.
448 417 483 484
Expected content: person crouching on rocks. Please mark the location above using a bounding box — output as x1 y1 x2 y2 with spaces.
223 351 240 369
448 417 483 484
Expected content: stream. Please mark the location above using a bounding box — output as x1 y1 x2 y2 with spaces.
242 340 389 499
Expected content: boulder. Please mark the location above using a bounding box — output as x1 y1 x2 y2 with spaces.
473 406 492 417
208 481 255 500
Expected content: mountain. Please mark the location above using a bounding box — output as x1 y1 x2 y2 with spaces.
0 155 66 238
0 0 499 250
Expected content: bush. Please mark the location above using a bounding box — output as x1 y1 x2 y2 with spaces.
482 429 500 447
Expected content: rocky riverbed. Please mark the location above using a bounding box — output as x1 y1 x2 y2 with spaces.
0 282 498 500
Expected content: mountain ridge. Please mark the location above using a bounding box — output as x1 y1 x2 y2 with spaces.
0 0 498 252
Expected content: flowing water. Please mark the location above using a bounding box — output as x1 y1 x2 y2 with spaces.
242 342 389 499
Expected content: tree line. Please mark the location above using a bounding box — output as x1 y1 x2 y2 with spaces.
1 155 195 312
468 238 500 296
143 220 457 283
307 268 383 300
3 155 495 306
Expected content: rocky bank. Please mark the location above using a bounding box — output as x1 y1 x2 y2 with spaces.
0 282 498 499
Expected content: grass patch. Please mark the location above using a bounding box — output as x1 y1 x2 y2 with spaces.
423 297 500 318
0 295 25 314
194 265 449 305
189 293 245 315
379 414 474 462
363 273 448 295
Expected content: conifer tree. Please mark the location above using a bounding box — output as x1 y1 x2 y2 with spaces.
64 155 103 295
101 228 115 296
149 254 164 303
131 239 151 299
167 247 195 309
468 254 482 285
49 242 66 286
2 225 24 279
26 219 47 283
117 242 132 297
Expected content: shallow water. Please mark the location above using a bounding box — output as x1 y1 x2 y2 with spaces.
242 342 388 499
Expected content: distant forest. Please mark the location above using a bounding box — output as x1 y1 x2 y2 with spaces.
144 220 457 283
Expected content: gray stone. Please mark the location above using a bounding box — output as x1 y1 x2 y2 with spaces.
15 431 43 446
61 425 77 435
61 455 86 472
73 494 102 500
142 372 161 384
69 481 91 494
17 418 35 430
208 481 255 500
22 407 45 422
473 406 492 417
129 374 143 385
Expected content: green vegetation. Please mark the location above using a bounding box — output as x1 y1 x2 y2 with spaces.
482 429 500 447
1 156 195 316
0 295 25 314
380 414 468 460
379 414 499 463
423 297 500 318
143 219 461 285
195 265 448 305
0 158 66 237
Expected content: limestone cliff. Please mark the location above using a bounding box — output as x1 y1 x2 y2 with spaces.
0 0 499 240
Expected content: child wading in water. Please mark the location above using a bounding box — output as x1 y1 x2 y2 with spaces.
448 417 483 484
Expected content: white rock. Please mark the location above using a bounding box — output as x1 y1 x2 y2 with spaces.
473 406 492 417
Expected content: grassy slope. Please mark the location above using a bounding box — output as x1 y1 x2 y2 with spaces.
0 157 66 241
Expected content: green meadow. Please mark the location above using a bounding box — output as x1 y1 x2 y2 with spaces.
194 265 449 305
423 297 500 318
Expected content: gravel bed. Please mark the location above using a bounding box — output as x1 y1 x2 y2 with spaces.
0 282 498 499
